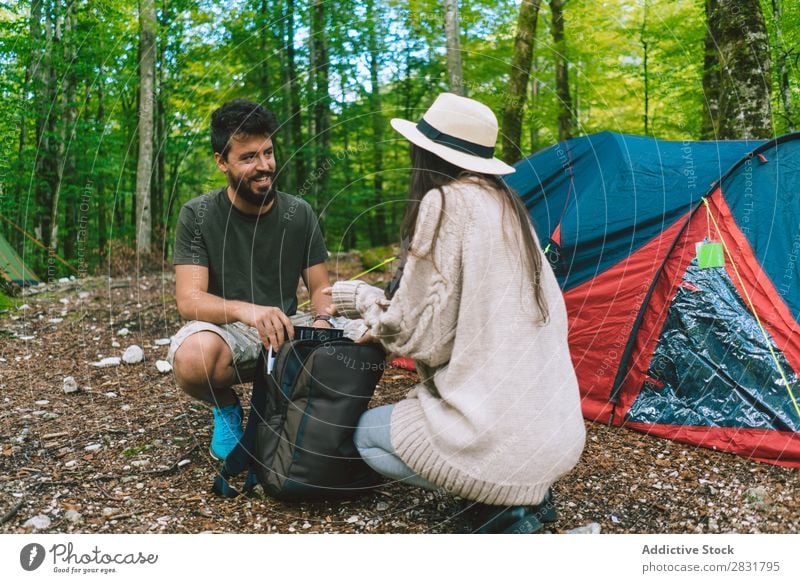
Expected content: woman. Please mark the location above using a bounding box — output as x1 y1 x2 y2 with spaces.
328 93 585 534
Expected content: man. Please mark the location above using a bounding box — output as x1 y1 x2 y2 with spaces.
168 99 333 460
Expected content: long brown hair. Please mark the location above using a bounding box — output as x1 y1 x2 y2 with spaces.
400 145 549 323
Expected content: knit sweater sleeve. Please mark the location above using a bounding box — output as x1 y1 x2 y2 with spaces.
365 189 463 365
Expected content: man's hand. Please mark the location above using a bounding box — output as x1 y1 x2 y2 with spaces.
356 328 378 344
237 305 294 350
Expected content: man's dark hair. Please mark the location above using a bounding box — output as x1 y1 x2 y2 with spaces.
211 99 279 159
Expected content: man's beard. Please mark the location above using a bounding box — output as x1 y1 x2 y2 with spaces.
228 170 276 209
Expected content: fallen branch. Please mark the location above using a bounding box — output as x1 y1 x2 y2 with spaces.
0 501 24 525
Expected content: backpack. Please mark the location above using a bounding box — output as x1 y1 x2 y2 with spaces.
213 330 386 501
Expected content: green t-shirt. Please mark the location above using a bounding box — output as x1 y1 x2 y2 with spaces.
173 188 328 315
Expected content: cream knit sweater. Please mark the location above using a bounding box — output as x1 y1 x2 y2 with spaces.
333 179 585 506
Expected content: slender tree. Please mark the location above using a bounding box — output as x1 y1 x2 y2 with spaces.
135 0 156 255
366 0 386 245
50 0 77 253
772 0 795 131
502 0 541 164
286 0 304 195
700 0 720 138
443 0 464 95
32 0 58 252
309 0 331 215
550 0 573 141
96 56 107 256
640 0 649 135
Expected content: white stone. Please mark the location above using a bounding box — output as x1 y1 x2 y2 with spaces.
177 459 191 468
58 277 70 284
35 400 49 406
104 392 118 398
23 514 51 530
18 304 30 311
567 522 602 534
62 377 79 394
92 357 121 368
154 338 171 346
49 318 63 324
64 509 83 523
345 515 360 524
116 327 130 337
78 291 90 299
155 360 172 373
58 297 69 305
122 345 144 364
19 335 36 341
131 460 149 467
84 443 102 452
64 460 78 468
111 341 120 348
376 502 389 512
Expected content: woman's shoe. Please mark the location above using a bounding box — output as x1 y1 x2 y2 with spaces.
468 489 557 534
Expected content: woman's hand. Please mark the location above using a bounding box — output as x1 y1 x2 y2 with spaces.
320 286 338 316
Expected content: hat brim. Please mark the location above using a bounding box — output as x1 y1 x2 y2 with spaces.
390 119 516 176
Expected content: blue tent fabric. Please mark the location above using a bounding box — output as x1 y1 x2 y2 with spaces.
720 135 800 322
505 132 762 290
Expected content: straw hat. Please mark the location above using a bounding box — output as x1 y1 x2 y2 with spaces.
390 93 515 175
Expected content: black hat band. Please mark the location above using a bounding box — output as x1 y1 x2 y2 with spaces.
416 118 495 159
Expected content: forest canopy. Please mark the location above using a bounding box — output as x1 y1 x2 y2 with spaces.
0 0 797 280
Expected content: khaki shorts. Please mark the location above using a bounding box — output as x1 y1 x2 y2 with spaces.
167 313 314 383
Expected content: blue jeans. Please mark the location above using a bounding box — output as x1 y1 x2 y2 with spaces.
354 405 438 490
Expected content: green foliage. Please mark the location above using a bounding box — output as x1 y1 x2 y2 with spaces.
0 0 797 278
360 244 398 272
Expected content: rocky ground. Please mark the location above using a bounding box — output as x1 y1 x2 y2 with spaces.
1 264 797 534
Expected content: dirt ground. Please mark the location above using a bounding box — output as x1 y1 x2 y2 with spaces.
1 266 797 534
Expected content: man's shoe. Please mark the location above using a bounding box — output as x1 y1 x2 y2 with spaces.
210 400 244 461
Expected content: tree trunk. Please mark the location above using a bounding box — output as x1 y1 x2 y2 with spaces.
339 74 356 251
529 52 540 152
700 0 720 138
12 0 39 250
136 0 156 255
287 0 304 195
51 1 77 255
640 0 649 135
97 64 107 257
153 4 167 254
501 0 541 164
443 0 464 95
366 0 386 246
258 0 269 97
33 0 59 253
704 0 772 139
310 0 330 217
550 0 573 141
772 0 794 131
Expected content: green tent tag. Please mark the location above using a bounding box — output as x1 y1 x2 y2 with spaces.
696 241 725 268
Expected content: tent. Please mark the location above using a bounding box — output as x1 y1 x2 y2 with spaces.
505 131 800 467
0 231 39 286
